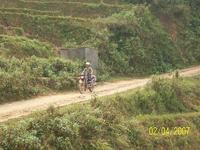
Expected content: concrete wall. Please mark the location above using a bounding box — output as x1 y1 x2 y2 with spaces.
59 47 98 71
59 48 85 60
85 48 98 69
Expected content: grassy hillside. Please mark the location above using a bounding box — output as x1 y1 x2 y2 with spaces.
0 1 199 149
0 0 129 18
0 0 199 102
0 0 199 72
0 35 54 58
1 75 200 149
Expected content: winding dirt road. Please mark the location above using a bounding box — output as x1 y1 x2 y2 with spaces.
0 66 200 122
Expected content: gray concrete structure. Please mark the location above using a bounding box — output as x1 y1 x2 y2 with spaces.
59 47 98 71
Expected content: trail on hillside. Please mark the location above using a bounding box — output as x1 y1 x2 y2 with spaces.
0 66 200 122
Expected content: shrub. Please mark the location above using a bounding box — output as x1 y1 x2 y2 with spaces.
0 57 82 103
0 35 54 58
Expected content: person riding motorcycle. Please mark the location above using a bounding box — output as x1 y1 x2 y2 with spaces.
81 62 94 85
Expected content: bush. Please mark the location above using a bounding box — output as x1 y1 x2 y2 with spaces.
0 35 54 58
0 57 82 103
98 7 184 75
94 76 200 117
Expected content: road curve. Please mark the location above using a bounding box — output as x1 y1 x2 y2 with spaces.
0 66 200 122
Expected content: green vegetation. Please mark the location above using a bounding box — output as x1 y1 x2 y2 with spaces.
0 1 199 149
0 57 81 103
1 75 200 149
0 0 199 101
1 1 199 73
0 0 128 18
0 35 54 58
0 1 200 75
0 8 62 16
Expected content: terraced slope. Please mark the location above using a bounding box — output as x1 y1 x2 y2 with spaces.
0 1 200 149
0 0 200 104
0 0 199 68
0 0 129 18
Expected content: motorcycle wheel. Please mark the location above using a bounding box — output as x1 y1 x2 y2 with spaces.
78 80 85 94
88 82 94 92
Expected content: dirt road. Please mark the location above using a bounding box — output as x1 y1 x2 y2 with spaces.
0 66 200 122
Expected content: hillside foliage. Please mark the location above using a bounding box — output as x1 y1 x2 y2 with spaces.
0 57 81 103
0 1 199 149
0 76 200 149
0 0 199 101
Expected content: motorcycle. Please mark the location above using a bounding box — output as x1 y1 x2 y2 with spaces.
78 75 96 94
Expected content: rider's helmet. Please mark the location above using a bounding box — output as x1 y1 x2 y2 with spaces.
85 62 91 67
